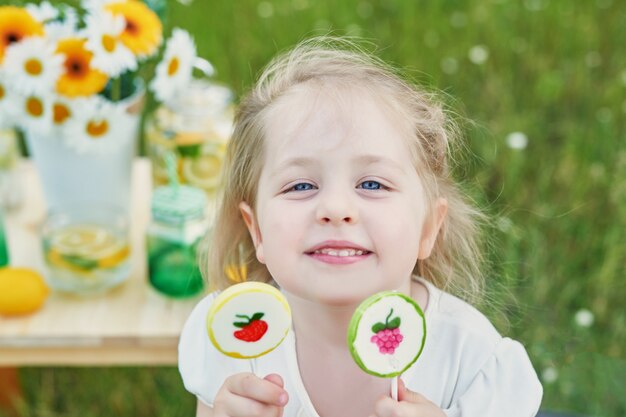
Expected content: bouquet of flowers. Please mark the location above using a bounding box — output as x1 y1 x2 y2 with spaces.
0 0 200 155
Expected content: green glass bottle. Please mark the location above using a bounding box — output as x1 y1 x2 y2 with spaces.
0 209 8 267
147 185 207 297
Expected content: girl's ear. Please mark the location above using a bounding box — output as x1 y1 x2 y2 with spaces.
239 202 265 263
418 198 448 260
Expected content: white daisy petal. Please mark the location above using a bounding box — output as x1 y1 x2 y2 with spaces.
3 37 64 95
150 29 197 103
85 11 137 76
44 8 79 41
13 92 54 136
26 1 59 23
50 95 86 131
64 97 136 155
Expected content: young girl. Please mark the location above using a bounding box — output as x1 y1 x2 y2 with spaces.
179 38 543 417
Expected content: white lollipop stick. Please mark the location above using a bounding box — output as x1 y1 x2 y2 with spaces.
391 376 398 401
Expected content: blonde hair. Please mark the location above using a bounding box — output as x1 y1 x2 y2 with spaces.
203 37 487 304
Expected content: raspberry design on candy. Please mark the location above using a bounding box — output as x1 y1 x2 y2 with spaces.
233 312 268 342
370 309 403 354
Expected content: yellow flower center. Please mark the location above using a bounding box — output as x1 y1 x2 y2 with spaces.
26 97 43 117
53 103 71 125
86 120 109 138
24 58 43 75
0 85 4 100
0 7 45 63
168 57 179 76
102 35 117 53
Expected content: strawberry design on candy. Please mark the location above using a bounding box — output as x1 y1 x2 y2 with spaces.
370 309 404 354
233 312 268 342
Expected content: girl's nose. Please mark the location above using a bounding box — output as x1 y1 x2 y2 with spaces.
315 187 359 225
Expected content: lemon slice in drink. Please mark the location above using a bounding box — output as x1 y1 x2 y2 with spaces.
181 154 222 190
48 225 129 272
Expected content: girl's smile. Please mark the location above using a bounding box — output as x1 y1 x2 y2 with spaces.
304 239 373 265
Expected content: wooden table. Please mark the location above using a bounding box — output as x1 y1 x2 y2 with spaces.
0 158 201 366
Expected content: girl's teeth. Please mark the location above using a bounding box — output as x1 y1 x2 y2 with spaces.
313 248 366 256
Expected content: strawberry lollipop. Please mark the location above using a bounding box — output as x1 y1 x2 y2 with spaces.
347 291 426 398
206 281 292 360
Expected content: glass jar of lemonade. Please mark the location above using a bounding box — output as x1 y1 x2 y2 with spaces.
145 79 234 194
41 204 131 295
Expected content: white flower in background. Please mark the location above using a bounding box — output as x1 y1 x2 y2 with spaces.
64 97 136 154
574 309 594 328
86 11 137 77
13 92 53 135
441 57 458 74
257 2 274 18
50 95 84 131
26 1 59 23
541 366 558 384
505 131 528 150
3 37 64 95
81 0 120 12
44 7 79 41
150 29 196 103
468 45 489 65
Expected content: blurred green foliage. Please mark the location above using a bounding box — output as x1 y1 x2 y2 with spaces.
2 0 625 416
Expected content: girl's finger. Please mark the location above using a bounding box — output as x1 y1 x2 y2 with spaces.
219 393 283 417
226 373 288 407
397 378 427 403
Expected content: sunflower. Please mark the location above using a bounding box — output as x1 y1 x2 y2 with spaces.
55 37 108 98
0 6 45 63
105 0 162 58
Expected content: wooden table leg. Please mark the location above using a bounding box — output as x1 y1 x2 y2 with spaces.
0 367 22 417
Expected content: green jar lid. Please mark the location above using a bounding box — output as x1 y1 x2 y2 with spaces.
151 185 207 224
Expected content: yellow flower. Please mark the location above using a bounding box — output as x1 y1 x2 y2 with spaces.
105 0 162 58
0 6 45 63
55 38 108 98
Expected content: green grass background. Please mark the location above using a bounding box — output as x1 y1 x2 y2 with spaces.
3 0 626 416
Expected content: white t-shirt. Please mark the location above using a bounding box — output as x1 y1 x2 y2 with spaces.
179 278 543 417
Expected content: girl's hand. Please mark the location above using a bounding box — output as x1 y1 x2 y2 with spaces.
213 373 288 417
369 379 445 417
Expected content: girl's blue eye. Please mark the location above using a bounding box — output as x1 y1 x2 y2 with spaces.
290 183 315 192
359 180 383 190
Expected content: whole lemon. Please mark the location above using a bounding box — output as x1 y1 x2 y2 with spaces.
0 268 50 316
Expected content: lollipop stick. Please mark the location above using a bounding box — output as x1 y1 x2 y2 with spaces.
391 376 398 401
250 357 258 376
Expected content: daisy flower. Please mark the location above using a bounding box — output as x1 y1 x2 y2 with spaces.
55 37 108 98
0 6 45 63
25 1 59 23
51 95 84 130
44 7 79 41
3 37 64 95
105 0 162 58
150 29 196 103
64 97 136 155
13 92 53 135
85 11 137 77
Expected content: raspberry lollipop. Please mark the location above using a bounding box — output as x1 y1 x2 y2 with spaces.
206 281 292 360
347 291 426 398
